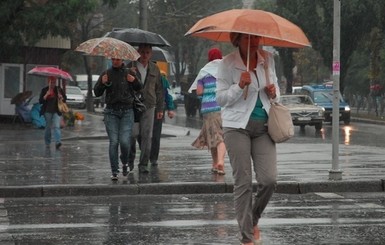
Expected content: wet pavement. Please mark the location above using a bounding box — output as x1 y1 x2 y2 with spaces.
1 108 385 244
1 192 385 244
0 108 384 197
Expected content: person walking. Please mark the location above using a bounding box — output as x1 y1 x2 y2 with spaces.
149 70 175 166
94 58 142 180
127 44 164 173
191 48 226 175
39 76 66 149
216 33 280 245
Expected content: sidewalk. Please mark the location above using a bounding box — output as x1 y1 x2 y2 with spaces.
0 111 384 198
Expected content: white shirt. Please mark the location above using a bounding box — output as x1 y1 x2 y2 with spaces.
137 62 148 84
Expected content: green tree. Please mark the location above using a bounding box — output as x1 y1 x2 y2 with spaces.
146 0 242 89
0 0 119 62
275 0 382 93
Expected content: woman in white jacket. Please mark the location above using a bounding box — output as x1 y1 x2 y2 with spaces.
216 32 280 245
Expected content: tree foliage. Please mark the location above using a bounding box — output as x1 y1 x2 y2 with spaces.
146 0 242 87
274 0 384 93
0 0 119 62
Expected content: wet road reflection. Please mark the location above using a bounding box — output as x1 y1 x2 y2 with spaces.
2 192 385 244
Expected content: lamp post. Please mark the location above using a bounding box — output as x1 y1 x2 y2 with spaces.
329 0 343 180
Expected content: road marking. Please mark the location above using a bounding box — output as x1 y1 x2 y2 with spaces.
315 193 345 199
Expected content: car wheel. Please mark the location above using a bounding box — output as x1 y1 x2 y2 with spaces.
344 120 350 125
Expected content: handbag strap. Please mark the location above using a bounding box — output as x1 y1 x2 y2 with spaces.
263 56 275 104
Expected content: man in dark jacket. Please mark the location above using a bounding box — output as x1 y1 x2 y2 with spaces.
126 44 164 173
94 58 142 180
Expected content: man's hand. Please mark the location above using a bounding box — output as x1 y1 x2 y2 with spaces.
156 112 164 120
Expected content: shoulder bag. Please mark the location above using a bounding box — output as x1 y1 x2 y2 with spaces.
132 91 146 122
264 57 294 143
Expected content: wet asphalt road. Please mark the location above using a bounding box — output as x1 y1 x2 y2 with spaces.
1 105 385 244
1 192 385 244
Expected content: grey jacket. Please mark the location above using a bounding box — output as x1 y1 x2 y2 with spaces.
126 61 164 113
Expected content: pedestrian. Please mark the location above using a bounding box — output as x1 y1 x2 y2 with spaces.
94 58 142 180
127 44 164 173
191 48 226 175
39 76 67 149
216 33 280 245
149 70 176 166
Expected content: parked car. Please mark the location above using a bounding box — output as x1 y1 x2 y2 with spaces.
280 94 325 131
300 84 351 125
75 75 104 108
65 86 86 109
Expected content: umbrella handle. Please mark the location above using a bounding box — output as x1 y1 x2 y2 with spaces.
243 35 251 100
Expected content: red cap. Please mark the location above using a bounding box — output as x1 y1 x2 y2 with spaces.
208 48 222 61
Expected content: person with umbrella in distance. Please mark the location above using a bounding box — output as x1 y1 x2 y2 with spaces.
94 58 142 180
216 33 280 245
127 44 164 174
39 76 67 149
191 48 226 175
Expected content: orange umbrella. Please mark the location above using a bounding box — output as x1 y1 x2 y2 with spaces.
185 9 311 48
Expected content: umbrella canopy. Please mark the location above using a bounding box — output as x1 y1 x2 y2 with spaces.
152 47 174 62
11 91 33 105
28 66 73 81
75 37 140 61
185 9 311 48
106 28 171 47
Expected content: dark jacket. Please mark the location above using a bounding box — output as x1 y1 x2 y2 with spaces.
126 61 164 113
94 66 142 109
39 86 66 116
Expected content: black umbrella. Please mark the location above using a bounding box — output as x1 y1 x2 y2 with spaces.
11 91 33 105
105 28 171 47
152 47 174 62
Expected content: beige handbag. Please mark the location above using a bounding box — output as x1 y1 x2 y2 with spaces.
267 101 294 143
264 58 294 143
58 98 69 113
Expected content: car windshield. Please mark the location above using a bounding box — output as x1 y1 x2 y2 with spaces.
281 96 314 105
313 91 344 103
66 87 82 95
77 81 98 90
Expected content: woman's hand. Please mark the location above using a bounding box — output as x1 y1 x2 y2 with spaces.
264 84 276 99
102 74 109 85
239 71 251 89
127 74 135 82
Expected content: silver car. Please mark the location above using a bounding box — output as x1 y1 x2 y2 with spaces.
280 94 324 131
65 86 86 109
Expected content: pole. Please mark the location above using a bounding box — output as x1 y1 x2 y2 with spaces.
139 0 148 30
329 0 343 180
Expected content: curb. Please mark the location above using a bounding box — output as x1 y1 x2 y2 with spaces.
1 180 383 198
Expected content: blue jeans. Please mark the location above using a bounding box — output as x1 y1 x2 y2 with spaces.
44 112 61 145
104 108 134 174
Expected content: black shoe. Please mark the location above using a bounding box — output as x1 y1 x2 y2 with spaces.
55 143 62 149
128 162 134 172
151 161 158 166
139 166 149 173
122 164 129 176
111 173 118 181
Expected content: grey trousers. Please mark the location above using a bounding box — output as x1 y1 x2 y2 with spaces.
128 107 155 167
223 120 277 243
